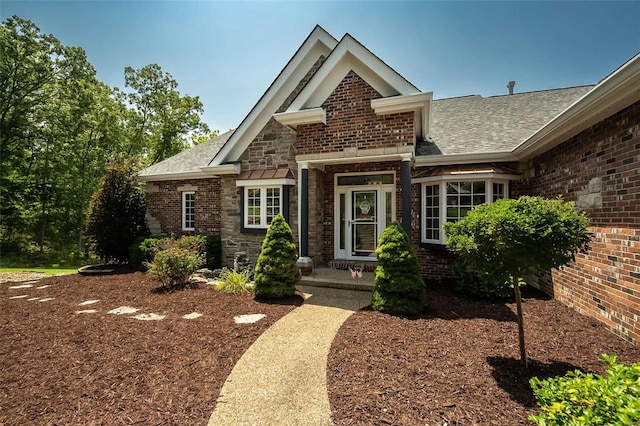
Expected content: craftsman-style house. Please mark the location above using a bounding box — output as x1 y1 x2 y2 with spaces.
139 26 640 343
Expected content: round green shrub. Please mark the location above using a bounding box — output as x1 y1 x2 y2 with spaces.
253 214 300 299
371 222 426 315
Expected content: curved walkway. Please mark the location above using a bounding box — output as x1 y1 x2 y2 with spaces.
208 285 371 426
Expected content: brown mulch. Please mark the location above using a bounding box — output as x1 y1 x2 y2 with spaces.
328 282 640 426
0 270 302 426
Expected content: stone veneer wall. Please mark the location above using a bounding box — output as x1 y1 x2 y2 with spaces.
219 118 299 267
295 71 414 155
524 100 640 343
145 178 221 235
218 57 326 267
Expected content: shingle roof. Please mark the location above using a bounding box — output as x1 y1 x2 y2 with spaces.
138 129 234 178
418 85 594 156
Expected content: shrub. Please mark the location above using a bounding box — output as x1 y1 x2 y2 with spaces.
216 267 251 295
530 355 640 425
86 161 148 263
128 236 162 270
371 222 426 315
147 236 204 287
203 234 222 269
453 257 524 300
254 214 300 299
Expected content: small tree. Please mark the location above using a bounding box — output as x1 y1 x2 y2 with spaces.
371 222 426 315
86 161 148 263
445 196 591 367
254 214 301 299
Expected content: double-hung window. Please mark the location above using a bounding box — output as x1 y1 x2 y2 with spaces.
244 186 282 229
182 191 195 231
420 177 511 245
236 169 295 233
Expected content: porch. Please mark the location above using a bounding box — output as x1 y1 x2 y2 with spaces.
299 266 375 291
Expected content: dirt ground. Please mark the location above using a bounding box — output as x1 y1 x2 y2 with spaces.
0 271 301 425
328 282 640 426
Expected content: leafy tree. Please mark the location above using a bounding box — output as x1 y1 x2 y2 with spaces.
121 64 210 165
254 215 301 299
371 222 426 315
445 196 591 367
86 161 148 263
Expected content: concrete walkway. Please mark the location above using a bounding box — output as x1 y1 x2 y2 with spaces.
208 285 371 426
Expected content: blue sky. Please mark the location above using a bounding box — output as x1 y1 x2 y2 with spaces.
2 1 639 133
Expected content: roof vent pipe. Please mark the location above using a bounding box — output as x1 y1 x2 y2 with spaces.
507 80 516 95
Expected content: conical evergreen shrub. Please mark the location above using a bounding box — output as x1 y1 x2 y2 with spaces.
371 222 426 315
254 214 301 299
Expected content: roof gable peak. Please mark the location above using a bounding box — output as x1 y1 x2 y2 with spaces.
286 32 420 112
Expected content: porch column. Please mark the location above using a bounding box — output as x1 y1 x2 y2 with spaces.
401 154 412 238
300 162 309 257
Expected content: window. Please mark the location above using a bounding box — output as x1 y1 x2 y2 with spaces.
182 192 195 231
243 186 282 229
421 180 507 244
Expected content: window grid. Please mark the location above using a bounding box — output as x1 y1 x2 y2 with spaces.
245 186 282 228
182 192 195 231
422 179 509 244
424 184 440 241
446 181 486 223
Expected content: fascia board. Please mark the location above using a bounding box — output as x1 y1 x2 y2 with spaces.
412 173 522 184
210 27 337 166
138 171 212 182
199 163 241 175
415 151 515 166
513 53 640 160
371 92 433 114
273 107 326 127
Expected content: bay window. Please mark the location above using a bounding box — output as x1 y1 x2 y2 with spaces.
421 178 508 245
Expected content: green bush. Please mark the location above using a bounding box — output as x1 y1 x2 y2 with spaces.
530 355 640 425
216 267 251 295
453 257 524 300
147 236 204 287
254 214 300 299
128 236 162 270
371 222 426 315
86 161 148 263
203 234 222 269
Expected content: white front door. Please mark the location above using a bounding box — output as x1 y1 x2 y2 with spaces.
334 173 395 261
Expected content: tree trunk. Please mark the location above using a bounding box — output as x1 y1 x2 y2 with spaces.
513 275 528 368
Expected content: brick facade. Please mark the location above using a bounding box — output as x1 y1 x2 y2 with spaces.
295 71 414 156
145 179 221 235
525 100 640 343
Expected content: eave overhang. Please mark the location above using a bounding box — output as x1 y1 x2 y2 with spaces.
273 107 326 128
371 92 433 139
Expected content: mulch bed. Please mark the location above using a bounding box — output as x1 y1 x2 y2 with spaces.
328 281 640 425
0 271 302 425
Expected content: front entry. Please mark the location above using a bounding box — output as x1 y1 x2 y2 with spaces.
334 173 395 261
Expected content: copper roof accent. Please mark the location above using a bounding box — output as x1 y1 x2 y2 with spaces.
237 168 295 180
413 163 520 179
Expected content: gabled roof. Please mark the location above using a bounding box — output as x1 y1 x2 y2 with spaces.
207 25 338 167
418 86 594 156
138 129 234 181
285 33 420 111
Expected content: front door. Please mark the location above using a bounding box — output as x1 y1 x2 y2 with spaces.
334 173 396 261
350 189 378 258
